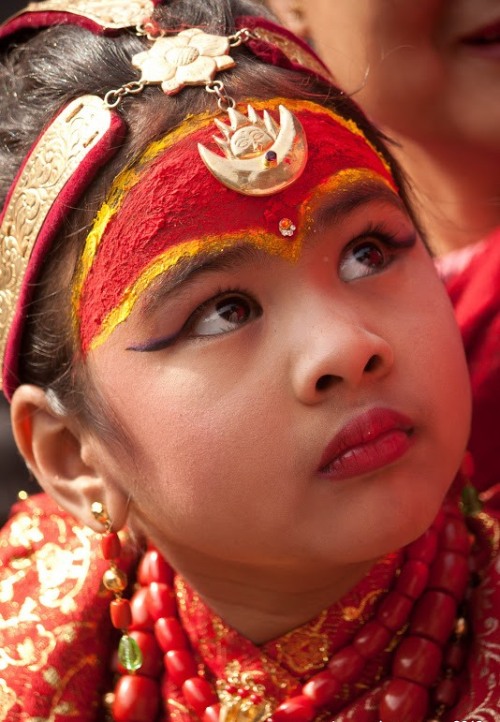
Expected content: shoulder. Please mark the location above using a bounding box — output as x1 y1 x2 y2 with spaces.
0 494 124 721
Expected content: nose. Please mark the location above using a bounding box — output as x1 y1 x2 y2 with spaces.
290 305 395 404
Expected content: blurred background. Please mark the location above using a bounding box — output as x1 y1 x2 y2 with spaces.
0 0 41 523
1 1 25 21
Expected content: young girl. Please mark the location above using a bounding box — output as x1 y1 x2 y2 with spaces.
0 2 497 722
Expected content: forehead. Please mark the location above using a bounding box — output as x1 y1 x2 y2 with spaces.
136 177 406 314
75 99 399 353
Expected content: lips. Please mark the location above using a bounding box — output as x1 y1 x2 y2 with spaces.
460 20 500 46
318 408 415 481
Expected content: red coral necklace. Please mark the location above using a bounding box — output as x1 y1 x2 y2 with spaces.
100 500 476 722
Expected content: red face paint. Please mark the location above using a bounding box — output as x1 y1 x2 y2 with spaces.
74 99 397 354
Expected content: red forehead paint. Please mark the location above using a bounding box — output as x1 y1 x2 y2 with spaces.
75 99 397 353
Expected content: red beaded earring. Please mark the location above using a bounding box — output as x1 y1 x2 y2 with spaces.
91 502 144 674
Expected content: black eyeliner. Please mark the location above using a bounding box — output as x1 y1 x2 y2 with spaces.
127 331 181 353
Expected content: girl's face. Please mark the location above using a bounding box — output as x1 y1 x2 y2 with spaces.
86 176 470 579
294 0 500 148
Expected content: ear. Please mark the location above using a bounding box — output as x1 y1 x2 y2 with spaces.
10 384 129 532
266 0 309 38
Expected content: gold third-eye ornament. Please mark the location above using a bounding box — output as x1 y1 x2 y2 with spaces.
198 104 308 196
91 502 143 673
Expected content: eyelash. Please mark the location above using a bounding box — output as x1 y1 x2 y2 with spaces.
353 221 416 249
129 285 256 352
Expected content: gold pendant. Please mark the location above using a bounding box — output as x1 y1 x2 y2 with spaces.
198 104 308 196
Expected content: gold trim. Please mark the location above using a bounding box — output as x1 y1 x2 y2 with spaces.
251 27 333 83
0 95 114 388
10 0 154 30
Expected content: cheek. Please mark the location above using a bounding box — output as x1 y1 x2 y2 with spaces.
399 268 471 441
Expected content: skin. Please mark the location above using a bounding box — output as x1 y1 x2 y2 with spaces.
267 0 500 253
12 173 470 643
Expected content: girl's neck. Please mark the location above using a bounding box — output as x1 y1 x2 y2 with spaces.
389 134 500 256
160 550 376 644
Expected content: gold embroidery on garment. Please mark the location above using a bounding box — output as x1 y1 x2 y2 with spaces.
475 510 500 557
0 95 114 389
219 662 274 722
274 611 330 675
167 698 196 722
251 28 333 83
342 589 384 622
19 0 154 28
0 597 56 671
40 654 100 721
0 679 17 721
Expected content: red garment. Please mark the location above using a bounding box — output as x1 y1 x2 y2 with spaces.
0 492 498 722
444 231 500 495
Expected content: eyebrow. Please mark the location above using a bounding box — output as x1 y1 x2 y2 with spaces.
138 180 406 315
310 179 406 235
138 244 264 316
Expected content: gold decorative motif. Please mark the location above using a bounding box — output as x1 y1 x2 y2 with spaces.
132 28 235 95
218 662 273 722
274 628 329 676
0 678 16 721
342 589 383 622
17 0 154 29
198 104 308 196
0 95 114 389
251 27 333 83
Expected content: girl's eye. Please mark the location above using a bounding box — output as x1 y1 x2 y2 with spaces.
189 293 262 337
339 229 408 282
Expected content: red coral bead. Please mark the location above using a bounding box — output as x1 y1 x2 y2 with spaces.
379 679 429 722
101 532 121 560
147 582 177 620
441 517 470 554
203 704 221 722
327 646 365 682
461 451 475 478
410 591 456 644
130 587 155 631
110 598 132 630
165 649 198 686
137 548 174 585
406 528 438 564
428 551 469 600
396 560 429 599
155 616 188 652
444 642 466 672
354 620 391 658
182 677 218 715
431 509 445 534
302 671 341 708
271 695 316 722
377 591 413 631
434 676 459 707
112 675 160 722
393 636 443 685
